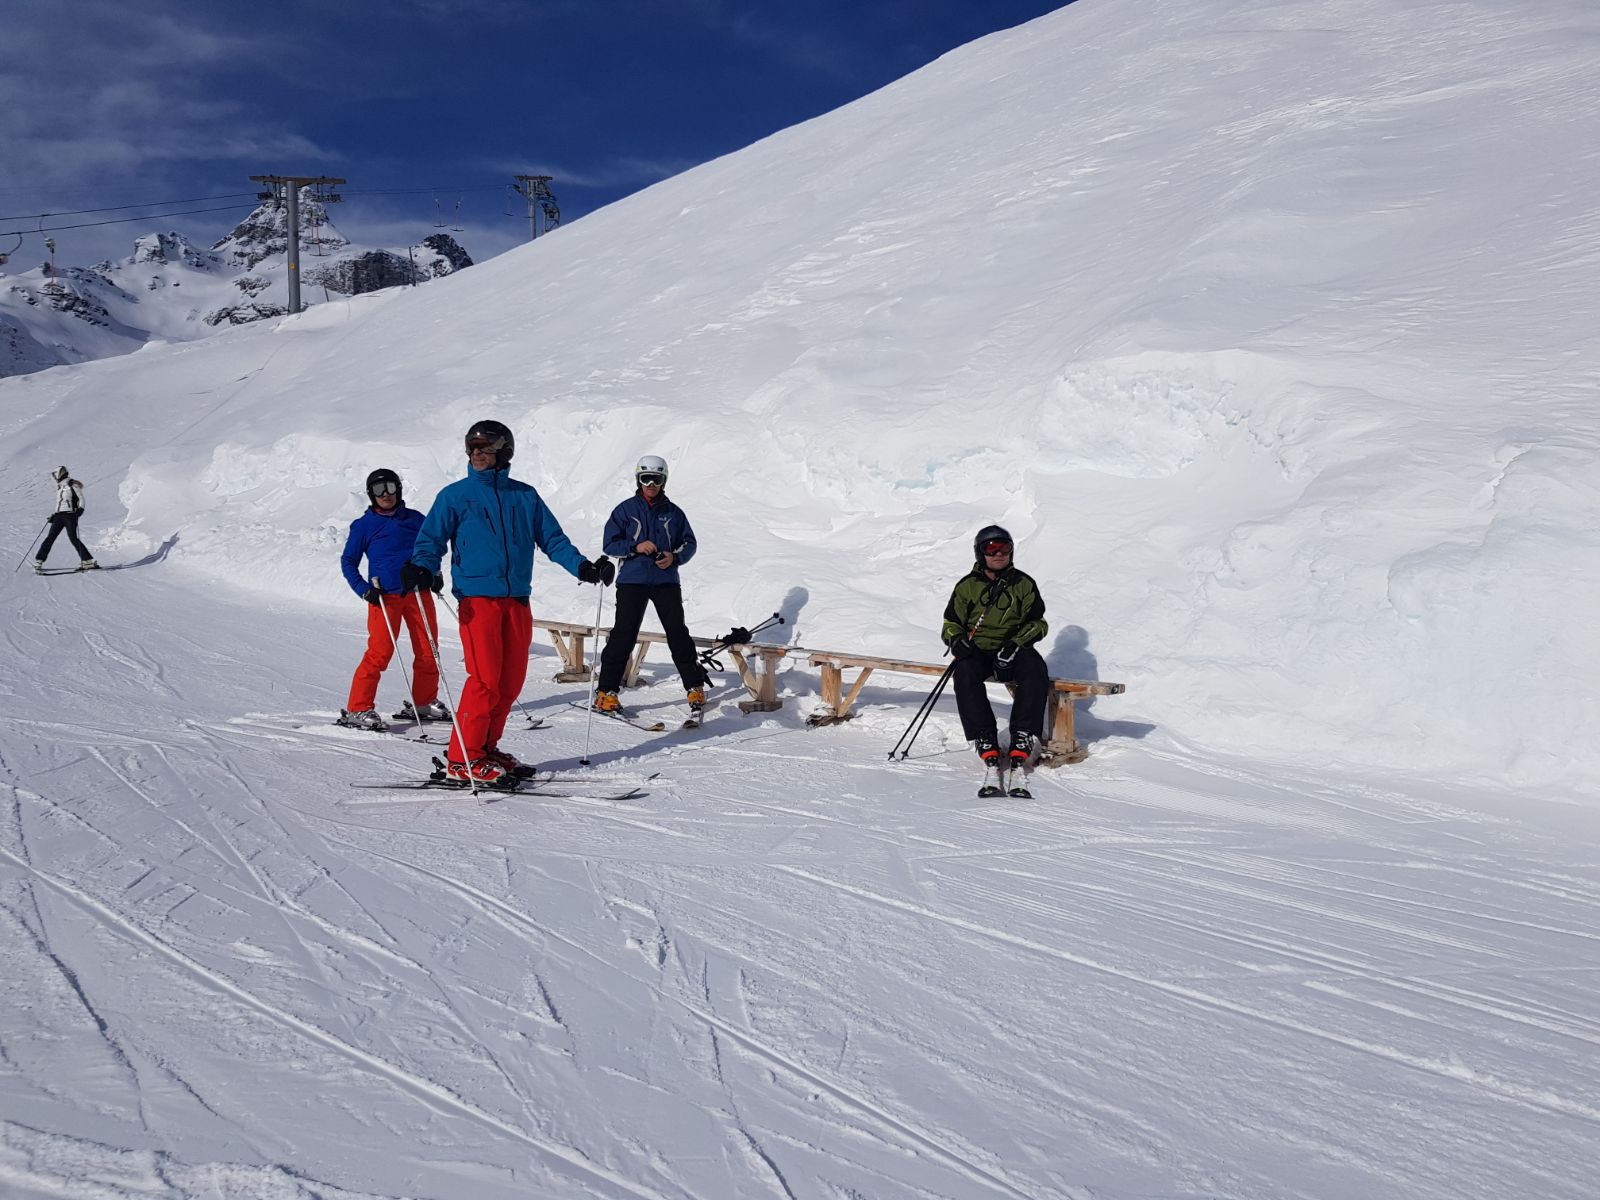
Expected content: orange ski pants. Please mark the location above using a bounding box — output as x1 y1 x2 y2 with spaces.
448 596 533 764
346 592 441 712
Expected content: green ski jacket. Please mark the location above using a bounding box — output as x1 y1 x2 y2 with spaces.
940 566 1048 650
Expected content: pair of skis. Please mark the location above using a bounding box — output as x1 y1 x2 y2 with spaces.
978 759 1033 799
332 713 546 742
352 757 659 802
569 701 704 732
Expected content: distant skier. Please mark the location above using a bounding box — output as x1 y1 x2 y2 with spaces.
34 466 98 572
592 454 710 716
941 525 1050 771
401 420 613 784
336 468 447 732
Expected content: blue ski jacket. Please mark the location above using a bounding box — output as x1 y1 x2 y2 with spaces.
409 464 585 599
340 504 425 597
602 491 698 586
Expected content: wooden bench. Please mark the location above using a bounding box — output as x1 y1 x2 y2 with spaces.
531 619 1123 765
805 650 1123 765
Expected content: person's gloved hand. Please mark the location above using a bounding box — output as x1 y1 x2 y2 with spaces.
946 633 979 660
578 557 615 585
362 584 383 606
992 641 1022 680
400 562 438 594
724 626 752 645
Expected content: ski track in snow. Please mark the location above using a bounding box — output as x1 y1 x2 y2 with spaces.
3 575 1596 1198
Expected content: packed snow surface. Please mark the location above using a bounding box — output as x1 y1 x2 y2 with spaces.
3 0 1598 1197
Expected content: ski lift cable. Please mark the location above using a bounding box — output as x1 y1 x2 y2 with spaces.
0 202 259 239
0 192 259 222
340 184 506 197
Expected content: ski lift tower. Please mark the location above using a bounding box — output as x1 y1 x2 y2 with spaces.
512 175 561 241
249 174 345 314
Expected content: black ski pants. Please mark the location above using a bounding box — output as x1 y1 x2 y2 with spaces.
38 512 91 564
952 645 1049 743
597 584 707 694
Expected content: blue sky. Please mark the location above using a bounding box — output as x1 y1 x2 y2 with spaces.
1 0 1070 267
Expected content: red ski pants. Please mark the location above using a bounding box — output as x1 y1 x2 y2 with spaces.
346 593 441 712
449 596 533 763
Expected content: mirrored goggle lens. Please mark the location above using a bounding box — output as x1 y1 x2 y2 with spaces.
982 540 1013 555
637 473 665 486
466 437 503 453
370 481 398 496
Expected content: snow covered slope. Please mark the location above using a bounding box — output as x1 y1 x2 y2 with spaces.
9 0 1594 792
2 2 1599 1196
0 199 471 377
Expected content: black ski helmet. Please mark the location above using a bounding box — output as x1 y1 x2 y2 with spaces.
464 419 514 469
365 467 402 503
973 524 1014 561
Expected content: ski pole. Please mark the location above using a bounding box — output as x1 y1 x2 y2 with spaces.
697 610 785 672
14 521 48 572
888 660 957 760
579 560 613 767
373 579 419 728
899 666 955 759
421 585 474 792
890 586 1003 760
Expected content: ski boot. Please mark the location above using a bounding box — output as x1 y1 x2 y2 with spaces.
396 699 452 722
445 758 508 786
78 559 100 571
593 690 622 714
483 747 535 779
32 561 45 574
1007 730 1038 798
335 709 388 732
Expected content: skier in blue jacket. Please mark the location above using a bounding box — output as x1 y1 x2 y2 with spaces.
592 454 710 715
402 420 613 784
336 468 445 732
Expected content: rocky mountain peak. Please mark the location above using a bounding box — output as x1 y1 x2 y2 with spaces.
211 189 350 269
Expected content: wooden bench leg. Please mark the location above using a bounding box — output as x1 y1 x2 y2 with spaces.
732 648 785 714
549 629 593 683
624 641 650 688
809 664 874 726
1042 692 1086 765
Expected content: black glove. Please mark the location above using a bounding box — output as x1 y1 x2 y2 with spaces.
947 633 979 660
992 641 1022 681
362 584 383 606
724 626 752 645
400 562 438 594
578 557 615 585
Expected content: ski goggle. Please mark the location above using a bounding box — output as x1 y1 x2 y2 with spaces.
981 540 1013 556
369 480 398 496
637 473 665 487
466 436 506 454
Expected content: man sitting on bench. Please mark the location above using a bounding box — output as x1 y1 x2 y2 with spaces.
940 525 1050 771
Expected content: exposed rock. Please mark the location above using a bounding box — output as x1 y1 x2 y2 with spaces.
421 233 474 274
133 232 218 270
302 250 422 296
204 302 289 327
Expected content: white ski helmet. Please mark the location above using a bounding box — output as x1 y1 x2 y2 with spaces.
636 454 668 485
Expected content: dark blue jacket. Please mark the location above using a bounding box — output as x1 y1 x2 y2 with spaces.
602 491 697 586
410 464 585 598
341 504 425 597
